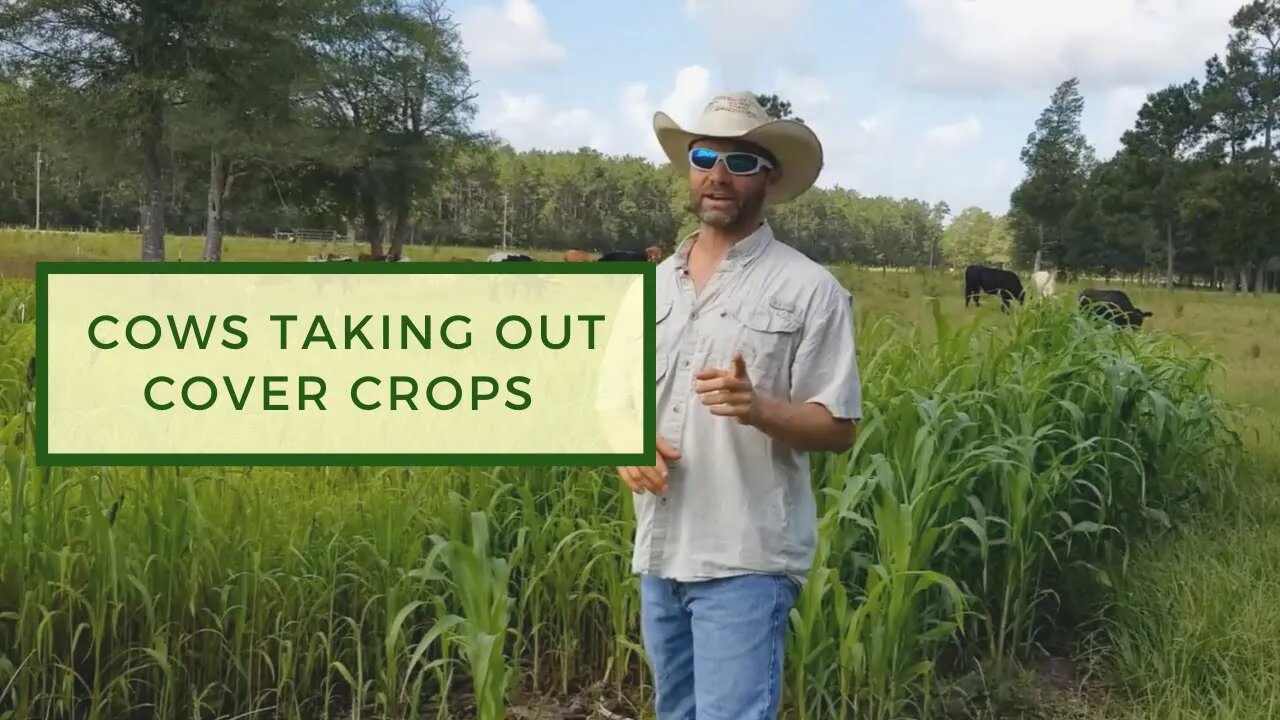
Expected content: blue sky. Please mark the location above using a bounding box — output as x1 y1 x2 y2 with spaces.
452 0 1245 216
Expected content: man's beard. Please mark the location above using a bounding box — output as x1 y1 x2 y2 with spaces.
687 186 765 230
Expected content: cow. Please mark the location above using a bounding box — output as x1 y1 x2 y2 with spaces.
964 265 1025 309
1077 288 1153 328
357 253 408 262
449 256 476 262
487 252 535 262
598 246 663 262
1031 270 1057 298
563 249 594 262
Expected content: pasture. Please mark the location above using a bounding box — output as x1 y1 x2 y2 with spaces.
0 229 569 273
0 229 1277 720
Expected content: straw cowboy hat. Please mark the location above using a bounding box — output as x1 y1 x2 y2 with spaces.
652 90 823 205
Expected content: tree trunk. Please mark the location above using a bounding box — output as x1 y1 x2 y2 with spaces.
1255 262 1266 297
388 175 412 259
390 203 411 259
1164 220 1174 290
361 189 383 258
203 149 227 261
140 95 166 261
1033 221 1044 274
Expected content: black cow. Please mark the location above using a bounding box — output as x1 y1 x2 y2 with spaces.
1077 288 1152 328
597 250 648 262
964 265 1025 309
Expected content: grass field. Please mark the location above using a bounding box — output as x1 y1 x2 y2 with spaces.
0 229 1277 719
0 229 568 275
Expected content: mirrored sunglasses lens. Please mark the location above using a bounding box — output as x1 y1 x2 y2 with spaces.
724 153 762 173
689 148 718 170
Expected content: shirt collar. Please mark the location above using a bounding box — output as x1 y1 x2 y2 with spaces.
674 220 774 273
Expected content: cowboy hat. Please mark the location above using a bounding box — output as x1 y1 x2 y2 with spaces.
652 90 823 205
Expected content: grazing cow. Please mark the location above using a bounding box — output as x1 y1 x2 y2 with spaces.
1031 270 1057 298
563 249 594 262
487 251 534 262
449 256 476 262
964 265 1025 309
1077 288 1153 328
598 246 663 262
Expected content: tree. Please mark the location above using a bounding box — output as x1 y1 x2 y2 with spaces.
1227 0 1280 175
0 0 212 260
306 0 478 258
939 206 1013 267
1064 155 1150 279
1118 81 1204 287
1009 77 1097 273
179 0 340 260
756 93 803 123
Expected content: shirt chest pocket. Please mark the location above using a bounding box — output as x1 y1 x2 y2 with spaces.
730 298 802 387
654 295 674 383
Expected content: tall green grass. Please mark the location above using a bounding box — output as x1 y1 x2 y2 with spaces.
0 275 1248 719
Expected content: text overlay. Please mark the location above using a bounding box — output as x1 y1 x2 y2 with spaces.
37 264 653 466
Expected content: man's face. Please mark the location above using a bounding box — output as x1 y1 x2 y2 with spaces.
686 138 776 229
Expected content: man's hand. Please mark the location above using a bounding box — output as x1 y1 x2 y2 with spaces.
695 352 759 425
616 435 681 495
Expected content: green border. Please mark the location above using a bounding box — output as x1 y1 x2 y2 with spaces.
35 260 657 468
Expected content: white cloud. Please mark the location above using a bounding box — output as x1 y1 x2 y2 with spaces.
610 65 715 162
775 68 833 109
774 89 1011 212
902 0 1240 94
684 0 812 86
476 66 714 162
924 117 983 148
484 92 609 152
1089 85 1153 158
477 65 1014 215
683 0 811 43
459 0 565 70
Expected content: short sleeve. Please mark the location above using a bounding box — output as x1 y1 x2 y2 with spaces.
790 284 862 421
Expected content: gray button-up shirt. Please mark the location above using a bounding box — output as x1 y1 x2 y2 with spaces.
597 221 862 587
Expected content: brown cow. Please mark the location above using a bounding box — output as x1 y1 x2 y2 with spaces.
563 249 594 262
645 246 662 261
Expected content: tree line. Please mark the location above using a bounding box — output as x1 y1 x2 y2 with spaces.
1 0 1278 291
1006 0 1280 293
0 0 477 261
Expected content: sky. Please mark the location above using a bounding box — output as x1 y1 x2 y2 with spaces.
450 0 1246 217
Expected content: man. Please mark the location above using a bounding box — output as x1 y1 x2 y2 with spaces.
601 91 863 719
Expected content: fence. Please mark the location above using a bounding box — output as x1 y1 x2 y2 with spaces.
272 228 344 243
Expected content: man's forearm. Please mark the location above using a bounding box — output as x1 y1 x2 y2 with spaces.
748 393 857 453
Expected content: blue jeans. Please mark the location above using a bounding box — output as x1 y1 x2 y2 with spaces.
639 573 800 720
